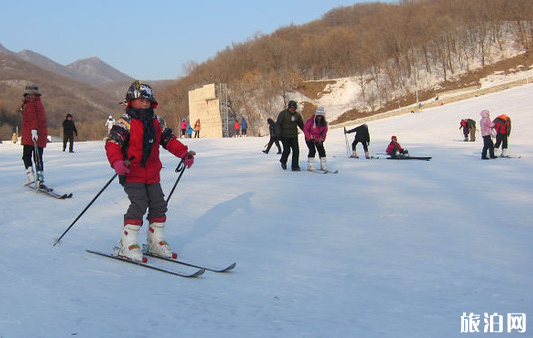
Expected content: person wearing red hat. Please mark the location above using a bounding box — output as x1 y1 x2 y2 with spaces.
105 81 195 262
386 135 409 158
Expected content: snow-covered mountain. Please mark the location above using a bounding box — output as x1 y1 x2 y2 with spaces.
0 82 531 337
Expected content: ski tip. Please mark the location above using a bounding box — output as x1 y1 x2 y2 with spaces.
190 268 206 277
224 262 237 272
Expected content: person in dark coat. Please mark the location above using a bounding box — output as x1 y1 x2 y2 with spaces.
263 118 281 154
345 123 371 158
62 113 78 152
276 100 304 171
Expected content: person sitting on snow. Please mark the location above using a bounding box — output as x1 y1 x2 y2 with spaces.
386 135 409 158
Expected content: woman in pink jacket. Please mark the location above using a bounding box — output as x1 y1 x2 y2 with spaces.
303 107 328 171
480 109 496 160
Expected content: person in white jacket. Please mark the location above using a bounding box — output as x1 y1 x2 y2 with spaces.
105 116 115 135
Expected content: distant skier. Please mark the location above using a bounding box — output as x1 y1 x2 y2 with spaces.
194 118 201 138
303 107 328 171
62 113 78 152
492 114 511 157
180 119 187 138
234 120 241 137
479 109 496 160
105 116 115 135
344 123 371 158
386 135 409 158
263 118 281 154
241 117 247 136
459 118 476 142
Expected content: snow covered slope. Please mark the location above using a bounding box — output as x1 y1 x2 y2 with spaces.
0 84 531 337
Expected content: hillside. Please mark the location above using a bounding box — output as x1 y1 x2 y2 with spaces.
159 0 533 135
0 51 123 140
16 48 133 86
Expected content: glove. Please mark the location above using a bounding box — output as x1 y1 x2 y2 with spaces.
31 129 38 141
183 151 195 168
112 160 130 175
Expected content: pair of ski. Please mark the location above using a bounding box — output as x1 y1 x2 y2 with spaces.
86 248 236 278
28 184 73 199
348 156 379 159
387 156 432 161
310 169 339 174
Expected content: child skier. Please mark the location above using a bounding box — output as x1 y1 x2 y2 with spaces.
105 81 195 262
386 135 409 158
303 107 329 171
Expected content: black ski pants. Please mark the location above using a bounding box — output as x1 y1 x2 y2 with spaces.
63 132 74 152
306 140 326 158
494 133 508 150
265 136 281 153
481 135 495 158
22 144 44 171
280 136 300 169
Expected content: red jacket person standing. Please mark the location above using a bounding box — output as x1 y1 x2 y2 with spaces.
105 81 195 262
20 83 48 188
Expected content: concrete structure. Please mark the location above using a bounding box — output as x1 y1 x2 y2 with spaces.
188 83 228 138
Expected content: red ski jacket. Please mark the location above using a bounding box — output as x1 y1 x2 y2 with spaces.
21 96 48 148
105 113 188 184
386 141 403 154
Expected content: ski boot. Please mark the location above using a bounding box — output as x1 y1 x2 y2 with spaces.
147 219 176 259
23 167 36 186
117 220 144 262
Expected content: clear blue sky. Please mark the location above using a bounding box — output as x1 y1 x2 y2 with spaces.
1 0 395 81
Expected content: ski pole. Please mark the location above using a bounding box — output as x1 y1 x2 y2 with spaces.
32 139 44 181
166 158 186 203
343 127 350 156
53 156 134 246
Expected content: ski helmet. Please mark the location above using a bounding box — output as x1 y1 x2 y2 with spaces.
288 100 297 109
125 80 157 106
391 135 397 141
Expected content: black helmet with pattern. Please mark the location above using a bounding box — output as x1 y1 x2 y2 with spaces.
125 80 157 106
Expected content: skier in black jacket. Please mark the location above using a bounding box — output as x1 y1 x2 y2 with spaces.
345 123 371 158
62 113 78 152
263 118 281 154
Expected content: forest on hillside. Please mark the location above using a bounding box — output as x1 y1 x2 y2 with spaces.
2 0 532 140
157 0 533 134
